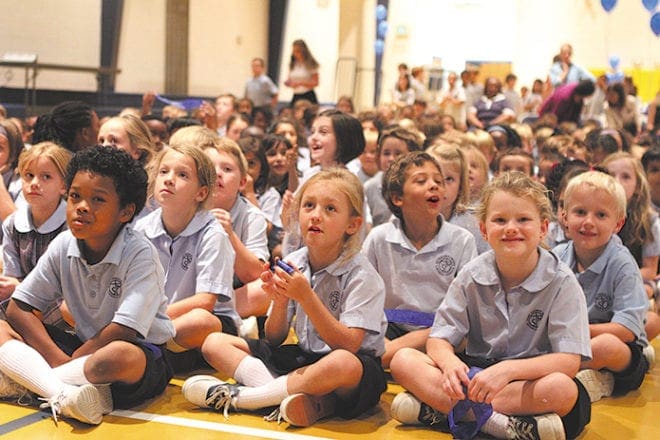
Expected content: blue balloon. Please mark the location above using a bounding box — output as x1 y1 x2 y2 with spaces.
642 0 658 13
601 0 617 12
376 4 387 21
375 39 385 56
377 20 388 39
609 55 620 69
652 12 660 36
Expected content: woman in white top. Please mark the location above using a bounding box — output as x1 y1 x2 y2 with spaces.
284 39 319 107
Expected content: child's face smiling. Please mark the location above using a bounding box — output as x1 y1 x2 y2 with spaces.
308 116 338 168
21 157 66 212
564 185 624 262
393 162 445 221
66 171 133 260
205 148 246 210
480 191 547 260
298 180 360 267
155 150 207 210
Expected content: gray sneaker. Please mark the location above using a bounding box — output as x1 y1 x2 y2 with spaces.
0 371 34 406
390 391 449 431
505 413 565 440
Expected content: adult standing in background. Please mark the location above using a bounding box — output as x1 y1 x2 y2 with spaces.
284 39 319 107
245 58 279 110
549 43 595 88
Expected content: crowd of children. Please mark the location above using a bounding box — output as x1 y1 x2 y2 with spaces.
0 59 658 440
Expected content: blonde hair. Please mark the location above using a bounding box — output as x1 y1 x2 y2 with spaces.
103 114 156 165
563 170 627 220
465 129 496 164
168 125 219 151
149 143 216 209
601 152 653 250
211 137 249 178
18 141 72 183
426 143 470 216
460 143 490 201
478 172 553 226
293 167 364 262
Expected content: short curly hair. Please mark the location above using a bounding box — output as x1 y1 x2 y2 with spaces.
65 145 148 220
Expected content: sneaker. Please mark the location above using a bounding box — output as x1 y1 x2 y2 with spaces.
576 369 614 402
505 413 565 440
182 375 239 419
643 344 655 369
95 384 113 415
390 392 449 430
279 393 336 427
40 384 105 425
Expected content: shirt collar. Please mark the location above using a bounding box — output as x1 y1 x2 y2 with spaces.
142 208 215 238
67 225 132 266
471 247 560 292
14 199 67 233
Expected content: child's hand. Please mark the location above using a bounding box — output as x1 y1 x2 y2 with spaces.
467 362 512 404
260 262 288 305
440 358 470 400
285 149 298 172
269 260 312 303
280 190 294 228
210 208 233 236
0 276 19 300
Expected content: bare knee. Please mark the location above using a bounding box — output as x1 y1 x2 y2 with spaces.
538 373 578 416
86 341 145 382
324 350 363 384
390 348 424 382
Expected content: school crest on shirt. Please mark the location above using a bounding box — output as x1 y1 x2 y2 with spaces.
595 293 613 311
435 255 456 276
181 252 193 270
107 278 122 298
328 290 341 311
526 309 544 330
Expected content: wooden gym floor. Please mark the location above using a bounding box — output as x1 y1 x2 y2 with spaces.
0 337 658 439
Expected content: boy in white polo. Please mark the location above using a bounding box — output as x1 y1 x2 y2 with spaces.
363 151 476 368
554 171 649 402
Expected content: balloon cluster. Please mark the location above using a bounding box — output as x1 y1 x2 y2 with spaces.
601 0 659 36
375 4 388 55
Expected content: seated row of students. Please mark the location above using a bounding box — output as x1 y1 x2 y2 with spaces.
0 109 655 440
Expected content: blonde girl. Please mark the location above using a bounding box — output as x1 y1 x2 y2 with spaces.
427 143 489 253
0 142 71 303
98 114 156 166
459 143 489 206
183 168 387 428
135 143 238 371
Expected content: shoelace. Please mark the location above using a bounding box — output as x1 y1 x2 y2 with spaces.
420 404 446 426
263 407 282 424
205 385 234 420
39 393 64 426
506 416 536 440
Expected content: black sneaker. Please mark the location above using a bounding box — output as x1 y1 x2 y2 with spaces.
505 413 565 440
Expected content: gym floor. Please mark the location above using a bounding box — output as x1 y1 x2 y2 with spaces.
0 337 658 439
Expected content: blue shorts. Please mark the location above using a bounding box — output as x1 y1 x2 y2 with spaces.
45 325 173 409
246 339 387 419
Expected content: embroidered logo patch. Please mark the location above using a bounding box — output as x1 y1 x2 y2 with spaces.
107 278 122 298
435 255 456 276
526 309 544 330
329 291 341 311
595 293 613 311
181 252 193 270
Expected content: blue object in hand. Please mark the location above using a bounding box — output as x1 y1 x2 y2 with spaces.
448 367 494 440
275 259 295 275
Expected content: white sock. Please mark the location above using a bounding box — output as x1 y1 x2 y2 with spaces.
234 375 289 411
481 410 510 438
54 355 91 385
234 355 276 387
0 339 72 398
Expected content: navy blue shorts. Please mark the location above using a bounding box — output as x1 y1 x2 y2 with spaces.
246 339 387 419
45 325 173 409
